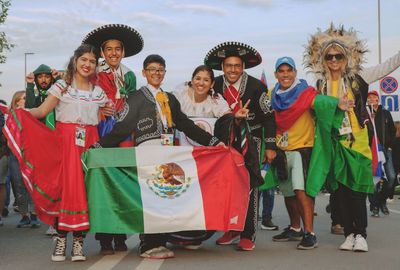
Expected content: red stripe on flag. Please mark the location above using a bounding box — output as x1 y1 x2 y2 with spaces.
192 147 249 231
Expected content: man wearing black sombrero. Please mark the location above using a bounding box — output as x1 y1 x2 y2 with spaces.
82 23 143 255
205 41 277 251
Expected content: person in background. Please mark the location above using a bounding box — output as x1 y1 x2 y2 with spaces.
366 90 396 216
9 91 41 228
25 64 62 235
0 99 9 227
390 121 400 200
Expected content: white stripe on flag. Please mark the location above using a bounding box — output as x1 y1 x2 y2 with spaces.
136 146 206 233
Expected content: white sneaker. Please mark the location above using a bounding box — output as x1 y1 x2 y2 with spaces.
353 234 368 252
46 226 57 236
339 233 355 251
140 246 174 259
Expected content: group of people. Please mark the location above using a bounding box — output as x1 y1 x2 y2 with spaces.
0 23 399 263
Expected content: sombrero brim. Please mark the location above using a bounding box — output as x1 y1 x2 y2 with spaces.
82 24 143 57
204 41 262 70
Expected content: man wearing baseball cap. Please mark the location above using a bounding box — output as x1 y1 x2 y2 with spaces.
366 90 396 217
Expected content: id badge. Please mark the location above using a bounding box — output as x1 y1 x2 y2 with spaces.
161 133 174 146
339 113 352 135
75 126 86 147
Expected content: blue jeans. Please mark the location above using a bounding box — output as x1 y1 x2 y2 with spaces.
261 188 275 220
9 154 34 214
384 149 396 190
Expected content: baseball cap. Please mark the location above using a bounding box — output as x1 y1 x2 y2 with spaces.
275 57 296 71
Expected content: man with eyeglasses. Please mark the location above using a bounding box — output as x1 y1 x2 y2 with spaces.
204 42 277 251
82 24 144 255
92 54 225 259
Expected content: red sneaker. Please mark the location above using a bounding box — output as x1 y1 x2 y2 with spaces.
237 238 255 251
216 231 241 245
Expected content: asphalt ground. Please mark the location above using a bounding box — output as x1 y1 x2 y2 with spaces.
1 193 399 270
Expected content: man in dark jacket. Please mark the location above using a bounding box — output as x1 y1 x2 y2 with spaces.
366 90 396 216
25 64 61 129
204 41 276 251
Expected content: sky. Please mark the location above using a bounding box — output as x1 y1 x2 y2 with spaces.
0 0 399 109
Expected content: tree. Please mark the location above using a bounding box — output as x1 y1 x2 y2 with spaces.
0 0 13 85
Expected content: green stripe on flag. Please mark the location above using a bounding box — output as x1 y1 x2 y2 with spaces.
307 95 373 197
83 148 144 233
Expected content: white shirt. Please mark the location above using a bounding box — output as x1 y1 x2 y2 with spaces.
49 80 107 125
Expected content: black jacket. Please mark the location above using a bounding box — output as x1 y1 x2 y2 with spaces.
367 105 396 150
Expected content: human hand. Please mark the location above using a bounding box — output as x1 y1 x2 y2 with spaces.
216 141 227 148
51 69 63 79
263 149 277 164
234 99 250 119
338 96 354 111
100 101 115 117
26 72 35 84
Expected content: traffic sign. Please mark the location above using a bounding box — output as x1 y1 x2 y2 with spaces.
382 95 399 112
380 76 398 94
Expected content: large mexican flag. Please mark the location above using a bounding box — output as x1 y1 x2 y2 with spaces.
82 146 250 234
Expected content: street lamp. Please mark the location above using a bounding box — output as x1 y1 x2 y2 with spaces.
377 0 381 64
24 52 34 88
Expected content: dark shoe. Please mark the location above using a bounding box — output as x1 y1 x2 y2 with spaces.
71 236 86 261
2 207 9 217
380 204 390 215
30 214 40 228
100 241 114 255
297 232 318 250
51 236 67 262
261 218 279 231
371 206 380 217
17 216 31 228
325 203 331 213
272 226 303 242
114 240 128 252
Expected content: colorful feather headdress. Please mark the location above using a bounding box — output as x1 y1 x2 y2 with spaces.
304 23 368 81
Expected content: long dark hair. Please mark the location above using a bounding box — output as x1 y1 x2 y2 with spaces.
189 65 215 97
64 44 99 86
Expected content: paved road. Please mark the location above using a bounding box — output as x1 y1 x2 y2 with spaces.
1 193 399 270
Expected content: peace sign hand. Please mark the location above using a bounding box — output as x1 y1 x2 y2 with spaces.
234 99 250 119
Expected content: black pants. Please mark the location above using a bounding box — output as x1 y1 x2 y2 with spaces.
241 188 258 240
138 233 168 254
330 190 343 226
95 233 127 244
336 183 368 238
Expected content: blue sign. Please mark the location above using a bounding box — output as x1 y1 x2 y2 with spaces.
380 76 398 94
382 95 399 112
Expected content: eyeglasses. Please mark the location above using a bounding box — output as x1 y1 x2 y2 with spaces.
145 68 166 75
325 53 345 61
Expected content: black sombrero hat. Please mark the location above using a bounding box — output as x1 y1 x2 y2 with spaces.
204 41 262 70
82 24 144 58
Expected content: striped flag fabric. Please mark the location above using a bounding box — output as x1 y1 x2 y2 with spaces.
260 69 268 88
82 146 250 234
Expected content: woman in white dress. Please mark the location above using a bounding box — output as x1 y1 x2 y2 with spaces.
173 65 230 118
7 44 107 262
